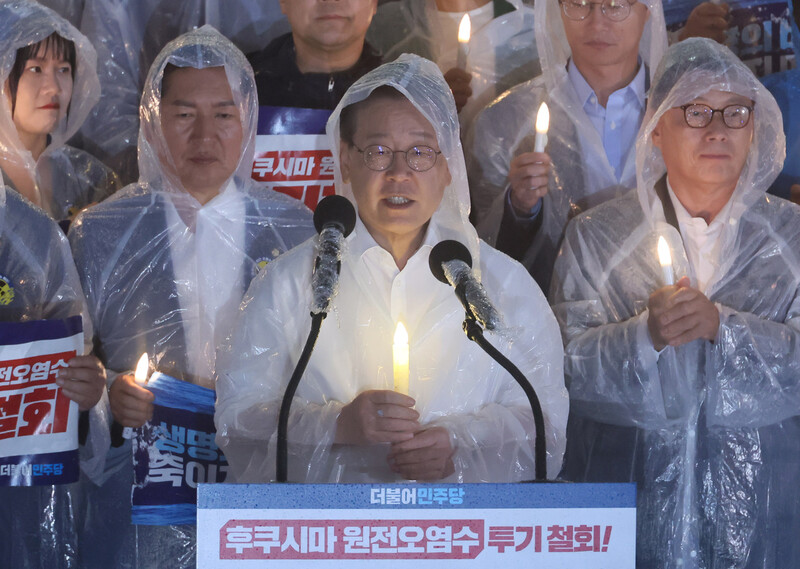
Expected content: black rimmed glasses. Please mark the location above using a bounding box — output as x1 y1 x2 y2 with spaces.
678 103 754 129
558 0 635 21
353 144 442 172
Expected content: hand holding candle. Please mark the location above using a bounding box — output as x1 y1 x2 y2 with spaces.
657 236 675 286
393 322 409 395
534 102 550 153
122 352 150 439
456 14 471 70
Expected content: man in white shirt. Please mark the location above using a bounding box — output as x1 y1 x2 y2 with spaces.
215 55 569 485
69 27 314 569
551 38 800 567
466 0 668 292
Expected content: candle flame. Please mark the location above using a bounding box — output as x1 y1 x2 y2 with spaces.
535 102 550 134
458 14 471 44
394 321 408 345
657 236 672 268
134 353 149 384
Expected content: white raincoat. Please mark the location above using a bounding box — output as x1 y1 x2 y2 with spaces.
552 38 799 568
367 0 540 129
0 182 109 569
0 0 118 222
215 54 569 484
466 0 667 291
68 26 314 569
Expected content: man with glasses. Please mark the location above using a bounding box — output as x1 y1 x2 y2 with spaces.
551 38 800 567
215 55 569 484
465 0 667 292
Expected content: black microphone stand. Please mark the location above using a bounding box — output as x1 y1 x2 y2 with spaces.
276 311 326 483
457 289 548 482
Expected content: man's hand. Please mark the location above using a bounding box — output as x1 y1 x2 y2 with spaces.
790 184 800 206
388 427 455 481
56 355 107 411
509 151 551 215
648 276 720 351
443 68 472 113
109 372 154 427
335 390 419 446
679 2 729 43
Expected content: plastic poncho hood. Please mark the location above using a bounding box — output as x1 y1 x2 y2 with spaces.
0 0 101 203
0 0 100 152
536 0 667 94
637 37 786 221
137 24 258 199
326 53 480 264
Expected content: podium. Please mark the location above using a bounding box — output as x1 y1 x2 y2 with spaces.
197 482 636 567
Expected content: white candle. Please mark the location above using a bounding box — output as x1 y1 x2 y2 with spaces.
456 14 471 70
393 322 409 395
657 236 675 286
123 353 150 439
534 102 550 153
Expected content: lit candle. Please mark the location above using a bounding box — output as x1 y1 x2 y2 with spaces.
456 14 471 70
123 353 150 439
393 322 409 395
657 236 675 286
534 102 550 153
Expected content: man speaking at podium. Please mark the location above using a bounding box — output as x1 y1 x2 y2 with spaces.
215 55 568 484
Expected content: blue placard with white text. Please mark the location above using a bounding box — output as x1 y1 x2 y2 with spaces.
131 373 229 525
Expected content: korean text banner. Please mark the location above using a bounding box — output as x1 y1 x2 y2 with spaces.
132 372 229 526
664 0 795 77
252 106 335 211
197 483 636 568
0 316 83 487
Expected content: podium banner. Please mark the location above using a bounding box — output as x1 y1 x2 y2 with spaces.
0 316 83 487
197 483 636 567
664 0 796 77
252 106 335 211
132 373 229 526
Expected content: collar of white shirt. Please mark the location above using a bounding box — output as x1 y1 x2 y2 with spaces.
348 216 444 269
567 58 646 112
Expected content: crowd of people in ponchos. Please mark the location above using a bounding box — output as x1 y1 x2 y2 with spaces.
0 1 798 568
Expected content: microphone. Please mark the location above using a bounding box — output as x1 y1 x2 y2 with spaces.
429 240 500 331
311 195 356 315
277 195 356 482
429 240 548 481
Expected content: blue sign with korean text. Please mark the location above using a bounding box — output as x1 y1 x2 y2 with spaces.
132 373 228 525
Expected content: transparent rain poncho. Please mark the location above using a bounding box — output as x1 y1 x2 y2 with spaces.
465 0 667 291
551 38 799 568
0 183 110 569
79 0 289 185
0 0 118 222
367 0 540 129
215 54 569 484
68 26 314 569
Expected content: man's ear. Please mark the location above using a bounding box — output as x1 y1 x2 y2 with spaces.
651 119 663 151
340 141 352 184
